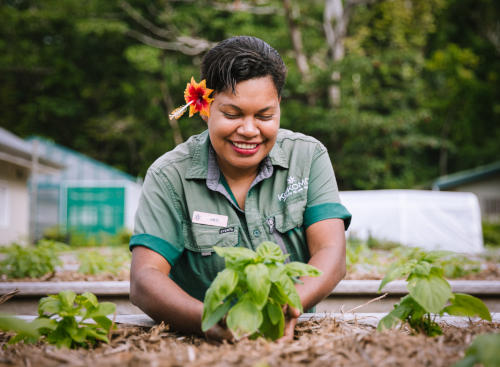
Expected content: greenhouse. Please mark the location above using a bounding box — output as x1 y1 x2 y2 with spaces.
27 137 141 240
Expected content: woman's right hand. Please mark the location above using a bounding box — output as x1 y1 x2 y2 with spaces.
204 320 235 343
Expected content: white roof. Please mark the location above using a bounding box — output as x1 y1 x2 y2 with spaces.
0 127 63 172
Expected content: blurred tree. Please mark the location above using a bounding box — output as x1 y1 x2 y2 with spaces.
0 0 498 188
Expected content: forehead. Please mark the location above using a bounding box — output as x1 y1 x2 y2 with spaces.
214 76 279 108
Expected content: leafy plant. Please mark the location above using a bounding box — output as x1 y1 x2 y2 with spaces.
377 250 491 336
453 333 500 367
77 249 130 275
483 221 500 247
389 247 480 279
201 242 321 340
0 240 69 279
0 291 116 348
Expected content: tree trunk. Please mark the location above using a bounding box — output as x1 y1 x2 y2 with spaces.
323 0 347 107
282 0 310 82
160 55 183 146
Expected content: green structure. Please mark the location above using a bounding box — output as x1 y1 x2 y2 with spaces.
27 137 142 239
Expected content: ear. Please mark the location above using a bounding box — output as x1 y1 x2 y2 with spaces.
201 114 208 123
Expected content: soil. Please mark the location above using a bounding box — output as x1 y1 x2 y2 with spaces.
0 318 498 366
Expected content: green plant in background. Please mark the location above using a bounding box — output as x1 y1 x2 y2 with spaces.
389 247 480 279
377 250 491 336
482 221 500 247
453 333 500 367
0 240 69 279
77 249 130 275
65 228 132 247
202 242 321 340
0 291 116 348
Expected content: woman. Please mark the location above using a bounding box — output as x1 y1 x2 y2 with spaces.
129 36 351 341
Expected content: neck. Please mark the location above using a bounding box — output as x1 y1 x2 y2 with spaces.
216 157 259 183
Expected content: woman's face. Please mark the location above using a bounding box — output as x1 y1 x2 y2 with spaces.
206 76 281 178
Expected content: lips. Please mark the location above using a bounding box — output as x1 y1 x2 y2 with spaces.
231 141 261 155
232 142 258 149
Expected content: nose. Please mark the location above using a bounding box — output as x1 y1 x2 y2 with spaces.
237 117 259 137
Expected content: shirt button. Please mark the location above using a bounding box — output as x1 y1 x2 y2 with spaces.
253 229 261 237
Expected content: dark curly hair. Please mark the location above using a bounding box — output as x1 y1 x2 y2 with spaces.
201 36 287 97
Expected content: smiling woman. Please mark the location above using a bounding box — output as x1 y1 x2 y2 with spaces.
128 36 352 342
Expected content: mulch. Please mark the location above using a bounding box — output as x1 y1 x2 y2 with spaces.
1 317 499 366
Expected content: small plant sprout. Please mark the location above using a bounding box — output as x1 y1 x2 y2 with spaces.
0 291 116 348
377 250 491 336
201 241 321 340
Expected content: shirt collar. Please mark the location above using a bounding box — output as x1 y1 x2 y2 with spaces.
185 129 288 180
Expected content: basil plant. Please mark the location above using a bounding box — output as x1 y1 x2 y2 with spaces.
201 241 321 340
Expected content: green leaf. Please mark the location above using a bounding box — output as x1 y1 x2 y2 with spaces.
31 317 58 333
201 298 232 332
276 274 302 312
226 297 263 338
266 301 283 326
92 316 113 330
203 268 238 313
213 246 257 267
377 295 416 331
411 261 432 277
260 303 284 340
245 264 271 309
91 302 116 317
78 292 99 309
454 333 500 367
284 262 322 278
443 293 491 321
85 327 110 343
268 264 285 282
452 355 478 367
269 283 288 305
407 273 452 313
0 314 40 338
58 290 77 313
256 242 288 263
378 260 417 292
39 296 61 316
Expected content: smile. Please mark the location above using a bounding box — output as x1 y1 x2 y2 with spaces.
232 142 259 149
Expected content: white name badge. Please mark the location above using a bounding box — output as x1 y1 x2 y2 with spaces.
192 211 228 227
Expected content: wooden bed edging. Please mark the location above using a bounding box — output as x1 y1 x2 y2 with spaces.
15 313 500 328
2 280 500 296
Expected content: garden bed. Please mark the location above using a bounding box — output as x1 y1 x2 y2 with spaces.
1 315 499 366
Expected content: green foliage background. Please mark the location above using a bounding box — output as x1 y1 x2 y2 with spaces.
1 0 499 189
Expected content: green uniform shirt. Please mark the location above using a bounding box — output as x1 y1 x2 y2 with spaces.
130 129 351 301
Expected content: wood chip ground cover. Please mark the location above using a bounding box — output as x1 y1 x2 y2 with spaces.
1 318 498 366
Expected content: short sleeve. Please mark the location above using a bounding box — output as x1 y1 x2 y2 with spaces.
304 146 351 230
129 168 184 266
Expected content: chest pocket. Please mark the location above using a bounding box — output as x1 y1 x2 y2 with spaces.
183 222 239 253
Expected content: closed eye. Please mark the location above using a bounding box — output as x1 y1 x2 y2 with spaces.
223 112 241 119
257 115 274 121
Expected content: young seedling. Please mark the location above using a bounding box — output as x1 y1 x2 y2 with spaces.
0 240 69 279
377 250 491 336
0 291 116 348
201 241 321 340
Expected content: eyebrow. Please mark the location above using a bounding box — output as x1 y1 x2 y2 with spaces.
219 104 275 113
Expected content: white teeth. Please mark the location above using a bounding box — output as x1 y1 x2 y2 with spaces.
233 142 258 149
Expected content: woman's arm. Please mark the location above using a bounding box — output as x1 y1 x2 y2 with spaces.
281 218 346 339
130 246 233 340
297 217 346 310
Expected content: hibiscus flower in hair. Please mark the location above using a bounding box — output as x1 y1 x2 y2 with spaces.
169 77 214 120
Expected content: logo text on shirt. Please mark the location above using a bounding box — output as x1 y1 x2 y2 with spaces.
278 176 308 202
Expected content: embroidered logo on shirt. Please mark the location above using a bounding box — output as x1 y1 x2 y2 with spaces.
278 176 309 202
219 227 235 234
